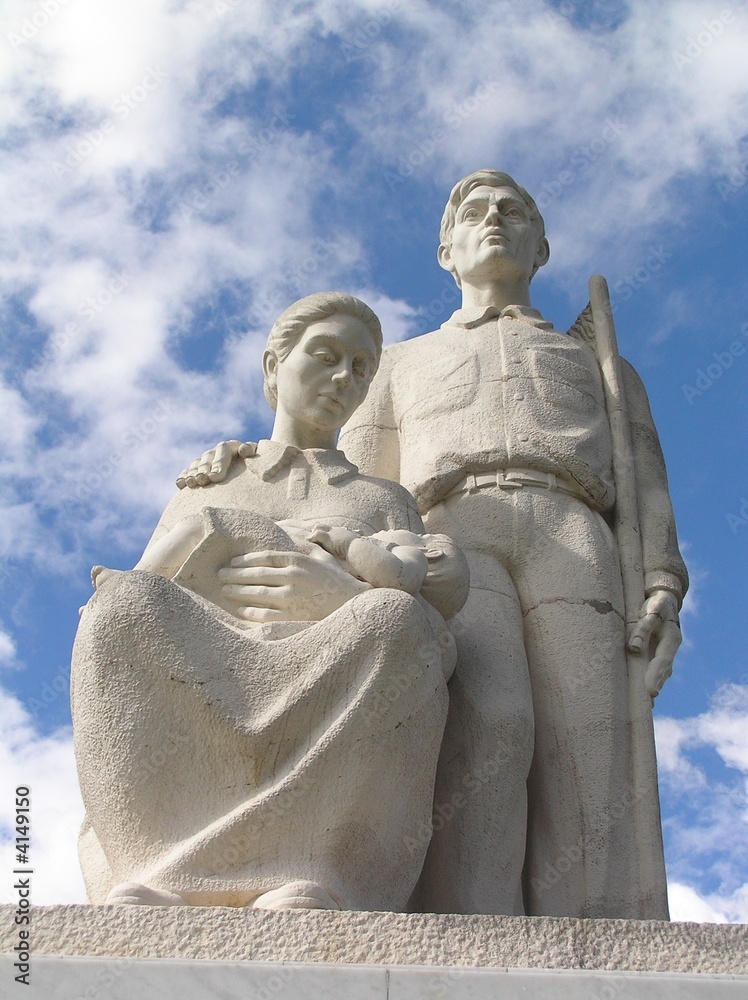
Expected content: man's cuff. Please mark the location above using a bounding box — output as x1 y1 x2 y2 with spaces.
644 571 684 608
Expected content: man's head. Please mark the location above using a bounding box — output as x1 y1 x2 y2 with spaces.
438 169 549 289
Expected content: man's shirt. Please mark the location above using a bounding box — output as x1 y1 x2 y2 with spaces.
339 305 688 603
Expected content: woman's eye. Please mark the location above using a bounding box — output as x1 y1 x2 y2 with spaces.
353 361 370 379
314 351 336 364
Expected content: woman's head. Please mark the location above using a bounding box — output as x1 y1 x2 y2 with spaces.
263 292 382 410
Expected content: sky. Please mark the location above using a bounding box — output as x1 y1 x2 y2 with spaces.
0 0 746 922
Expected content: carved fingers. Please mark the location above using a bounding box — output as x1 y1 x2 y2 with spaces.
628 589 682 699
628 589 680 653
644 620 682 699
175 440 257 489
218 550 370 621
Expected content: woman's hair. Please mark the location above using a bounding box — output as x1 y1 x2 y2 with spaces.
263 291 383 410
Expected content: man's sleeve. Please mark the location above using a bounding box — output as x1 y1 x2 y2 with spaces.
338 348 401 483
621 359 689 607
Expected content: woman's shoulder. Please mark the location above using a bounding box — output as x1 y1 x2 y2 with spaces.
156 461 266 532
346 471 424 531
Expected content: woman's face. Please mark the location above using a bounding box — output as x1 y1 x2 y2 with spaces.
268 313 379 439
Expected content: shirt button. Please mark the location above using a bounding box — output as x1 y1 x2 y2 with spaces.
512 357 522 364
518 434 529 442
514 393 525 401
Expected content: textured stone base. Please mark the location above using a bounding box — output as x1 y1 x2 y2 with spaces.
1 954 747 999
2 906 747 974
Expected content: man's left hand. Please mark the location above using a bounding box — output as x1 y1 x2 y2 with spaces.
628 588 682 699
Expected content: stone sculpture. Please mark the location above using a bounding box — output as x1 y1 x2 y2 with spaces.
187 171 688 920
71 292 469 911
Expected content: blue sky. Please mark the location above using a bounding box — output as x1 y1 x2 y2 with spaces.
0 0 746 920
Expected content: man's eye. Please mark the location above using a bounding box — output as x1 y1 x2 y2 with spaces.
463 208 479 220
353 361 371 379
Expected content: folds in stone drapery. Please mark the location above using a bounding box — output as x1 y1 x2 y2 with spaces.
72 570 453 910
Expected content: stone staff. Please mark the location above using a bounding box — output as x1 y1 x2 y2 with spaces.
587 274 669 919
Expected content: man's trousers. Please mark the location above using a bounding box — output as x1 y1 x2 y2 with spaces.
414 485 647 917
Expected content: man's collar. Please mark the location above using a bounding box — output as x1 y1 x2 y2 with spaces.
246 439 359 484
444 303 555 331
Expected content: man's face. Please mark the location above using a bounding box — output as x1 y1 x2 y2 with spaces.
440 185 547 287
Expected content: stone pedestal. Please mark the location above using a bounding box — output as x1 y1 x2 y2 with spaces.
2 906 746 997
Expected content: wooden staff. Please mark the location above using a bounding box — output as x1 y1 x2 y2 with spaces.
588 274 669 920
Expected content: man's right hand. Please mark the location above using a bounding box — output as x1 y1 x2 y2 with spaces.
176 440 257 489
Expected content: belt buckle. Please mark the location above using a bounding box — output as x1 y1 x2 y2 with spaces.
517 470 553 490
496 471 521 490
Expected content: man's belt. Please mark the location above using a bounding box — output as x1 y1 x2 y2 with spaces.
446 468 589 502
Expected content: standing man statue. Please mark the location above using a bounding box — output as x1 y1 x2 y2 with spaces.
340 169 687 919
179 169 687 919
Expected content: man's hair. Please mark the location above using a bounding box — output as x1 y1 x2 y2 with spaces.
263 291 383 410
439 169 548 284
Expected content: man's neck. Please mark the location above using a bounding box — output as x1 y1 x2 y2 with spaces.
460 279 532 312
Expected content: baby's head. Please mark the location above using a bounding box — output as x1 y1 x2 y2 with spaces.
418 533 470 619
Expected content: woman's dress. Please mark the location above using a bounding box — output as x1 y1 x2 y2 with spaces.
72 441 455 909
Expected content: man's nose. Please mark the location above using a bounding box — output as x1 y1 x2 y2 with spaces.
484 199 502 225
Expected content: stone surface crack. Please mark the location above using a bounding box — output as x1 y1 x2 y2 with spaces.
522 597 624 620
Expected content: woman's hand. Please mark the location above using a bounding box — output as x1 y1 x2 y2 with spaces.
218 550 372 622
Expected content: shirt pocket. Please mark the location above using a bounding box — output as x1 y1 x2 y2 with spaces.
528 345 601 415
404 352 480 418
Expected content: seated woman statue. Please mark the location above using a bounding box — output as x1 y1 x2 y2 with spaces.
72 291 469 912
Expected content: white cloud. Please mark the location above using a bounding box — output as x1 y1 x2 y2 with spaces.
0 686 86 904
2 0 747 576
1 0 745 914
669 881 748 924
669 881 731 922
340 0 748 280
657 683 748 922
0 630 16 665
